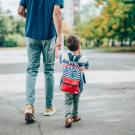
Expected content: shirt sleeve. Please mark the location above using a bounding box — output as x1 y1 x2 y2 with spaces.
19 0 26 8
54 0 64 8
78 56 89 69
85 61 89 69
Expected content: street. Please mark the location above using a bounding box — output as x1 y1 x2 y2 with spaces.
0 48 135 135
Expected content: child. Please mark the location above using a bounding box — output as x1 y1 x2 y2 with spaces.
56 35 89 128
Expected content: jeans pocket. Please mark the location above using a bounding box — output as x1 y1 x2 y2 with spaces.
47 48 55 63
50 37 56 49
49 37 55 62
25 37 35 46
43 38 55 64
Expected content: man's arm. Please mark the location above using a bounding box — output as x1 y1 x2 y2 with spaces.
18 0 27 18
18 5 26 18
53 5 62 49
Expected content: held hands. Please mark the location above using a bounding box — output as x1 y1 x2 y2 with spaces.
56 36 61 50
55 46 59 59
55 36 61 59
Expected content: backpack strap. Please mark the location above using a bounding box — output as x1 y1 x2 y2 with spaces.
68 53 73 61
68 53 82 63
74 54 82 63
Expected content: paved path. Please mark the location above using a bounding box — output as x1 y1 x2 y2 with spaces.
0 48 135 135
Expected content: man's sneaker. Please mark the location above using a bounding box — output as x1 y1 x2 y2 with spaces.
25 104 35 123
44 107 56 116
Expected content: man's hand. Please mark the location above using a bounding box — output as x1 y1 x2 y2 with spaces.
55 35 62 59
55 46 59 59
18 5 26 18
56 36 61 50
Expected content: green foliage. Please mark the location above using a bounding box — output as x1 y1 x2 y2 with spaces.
3 34 25 47
4 34 18 47
77 0 135 47
0 9 25 47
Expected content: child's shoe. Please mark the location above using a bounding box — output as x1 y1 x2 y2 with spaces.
65 117 73 128
25 104 35 123
44 107 56 116
72 115 81 122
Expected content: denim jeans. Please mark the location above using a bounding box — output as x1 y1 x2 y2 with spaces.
65 92 81 118
25 37 55 108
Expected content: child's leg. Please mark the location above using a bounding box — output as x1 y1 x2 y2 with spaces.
72 92 81 117
65 93 73 118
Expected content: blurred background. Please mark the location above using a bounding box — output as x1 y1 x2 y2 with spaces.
0 0 135 50
0 1 135 134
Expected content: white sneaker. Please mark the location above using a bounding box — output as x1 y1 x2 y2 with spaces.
44 107 56 116
25 104 35 123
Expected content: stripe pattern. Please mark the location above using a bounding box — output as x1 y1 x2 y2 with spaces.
62 61 81 81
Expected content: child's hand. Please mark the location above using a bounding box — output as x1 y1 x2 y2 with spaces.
79 67 89 72
55 47 59 59
80 67 85 72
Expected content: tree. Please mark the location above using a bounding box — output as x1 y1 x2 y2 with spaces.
0 8 25 47
77 0 135 47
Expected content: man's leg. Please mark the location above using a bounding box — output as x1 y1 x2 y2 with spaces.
42 38 56 115
25 38 41 122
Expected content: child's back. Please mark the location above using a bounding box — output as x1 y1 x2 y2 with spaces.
58 35 89 128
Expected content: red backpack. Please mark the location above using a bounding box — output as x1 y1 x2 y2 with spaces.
60 53 81 94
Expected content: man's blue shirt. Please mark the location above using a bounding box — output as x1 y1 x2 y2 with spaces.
19 0 64 40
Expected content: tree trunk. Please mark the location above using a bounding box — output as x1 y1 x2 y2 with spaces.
107 39 110 47
112 40 115 47
120 39 124 47
95 39 98 47
129 39 132 47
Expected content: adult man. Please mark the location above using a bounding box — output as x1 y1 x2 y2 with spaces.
18 0 64 123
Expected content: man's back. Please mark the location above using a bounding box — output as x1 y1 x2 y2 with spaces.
18 0 64 123
20 0 63 39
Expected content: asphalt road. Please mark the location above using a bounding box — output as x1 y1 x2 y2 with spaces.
0 50 135 74
0 49 135 135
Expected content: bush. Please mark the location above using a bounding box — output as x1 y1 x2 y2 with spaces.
16 34 25 47
0 10 25 47
3 34 25 47
4 34 18 47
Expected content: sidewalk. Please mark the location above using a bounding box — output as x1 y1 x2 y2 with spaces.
0 77 135 135
0 49 135 135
